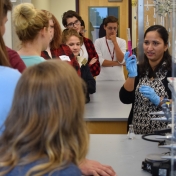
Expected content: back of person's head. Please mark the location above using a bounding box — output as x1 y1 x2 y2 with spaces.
3 0 12 17
104 16 119 26
42 10 62 49
81 19 85 28
102 18 106 24
62 10 82 27
0 0 11 66
62 28 83 45
13 3 49 43
0 60 89 175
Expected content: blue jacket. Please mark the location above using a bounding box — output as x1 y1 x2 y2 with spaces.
4 161 81 176
0 66 21 133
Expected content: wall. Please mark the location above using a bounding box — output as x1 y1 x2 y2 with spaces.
3 12 12 48
31 0 50 11
5 0 75 49
50 0 75 29
32 0 76 29
4 0 31 48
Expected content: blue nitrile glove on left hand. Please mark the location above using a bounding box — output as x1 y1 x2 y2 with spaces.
124 51 137 78
139 85 160 106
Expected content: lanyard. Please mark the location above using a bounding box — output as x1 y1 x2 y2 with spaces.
105 38 115 61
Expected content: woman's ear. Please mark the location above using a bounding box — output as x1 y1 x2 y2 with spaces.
40 27 45 36
40 27 48 36
164 44 168 52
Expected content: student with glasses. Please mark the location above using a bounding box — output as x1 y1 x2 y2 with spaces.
62 10 100 77
94 16 126 81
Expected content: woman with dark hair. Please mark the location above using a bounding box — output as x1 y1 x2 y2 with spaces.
119 25 171 134
99 18 106 38
62 10 100 77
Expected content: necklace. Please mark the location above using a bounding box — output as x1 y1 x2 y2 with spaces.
105 37 115 61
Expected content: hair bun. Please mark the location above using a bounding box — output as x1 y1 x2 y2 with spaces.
13 3 37 30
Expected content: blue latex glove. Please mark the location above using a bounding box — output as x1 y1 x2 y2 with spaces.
124 51 137 78
139 85 160 106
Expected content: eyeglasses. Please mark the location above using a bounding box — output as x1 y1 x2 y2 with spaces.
107 27 117 31
67 20 81 28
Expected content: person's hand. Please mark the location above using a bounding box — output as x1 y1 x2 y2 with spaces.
109 34 117 43
89 57 97 65
139 85 160 106
124 51 137 78
79 159 117 176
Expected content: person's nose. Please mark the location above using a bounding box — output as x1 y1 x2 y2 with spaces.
147 43 154 50
72 24 77 29
73 45 78 50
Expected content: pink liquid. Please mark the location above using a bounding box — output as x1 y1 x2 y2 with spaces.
128 41 132 55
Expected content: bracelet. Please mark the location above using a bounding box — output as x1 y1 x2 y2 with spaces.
160 97 164 103
159 97 171 107
159 97 164 106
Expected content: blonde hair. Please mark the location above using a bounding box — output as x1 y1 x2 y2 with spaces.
62 28 83 45
0 60 89 176
13 3 49 43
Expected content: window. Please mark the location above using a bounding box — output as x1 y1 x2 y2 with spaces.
89 7 120 42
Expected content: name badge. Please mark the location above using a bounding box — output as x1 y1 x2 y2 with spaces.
59 55 71 61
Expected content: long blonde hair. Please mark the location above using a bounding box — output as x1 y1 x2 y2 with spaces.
12 3 50 43
0 60 89 176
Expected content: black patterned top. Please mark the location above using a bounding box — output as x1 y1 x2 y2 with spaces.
119 65 171 134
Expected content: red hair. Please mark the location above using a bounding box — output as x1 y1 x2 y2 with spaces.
42 10 62 49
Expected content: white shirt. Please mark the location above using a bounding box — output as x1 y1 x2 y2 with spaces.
94 37 126 81
80 43 88 60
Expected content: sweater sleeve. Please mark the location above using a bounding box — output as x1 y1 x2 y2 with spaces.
6 46 26 73
83 37 100 77
119 85 135 104
162 70 172 99
85 65 96 94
